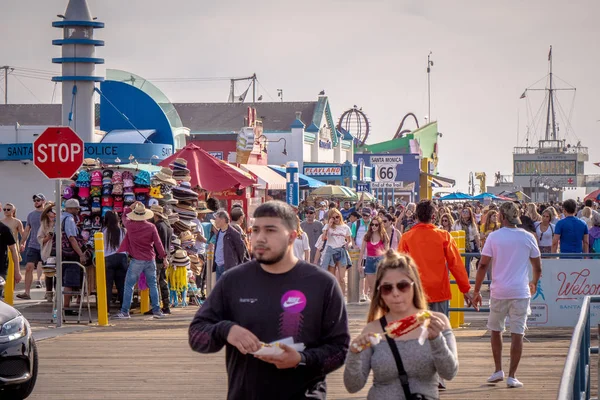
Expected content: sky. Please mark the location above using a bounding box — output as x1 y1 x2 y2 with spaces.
1 0 599 196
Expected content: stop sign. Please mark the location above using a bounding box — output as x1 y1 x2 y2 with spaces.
33 127 84 179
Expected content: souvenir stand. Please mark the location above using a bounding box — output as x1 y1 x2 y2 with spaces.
64 159 162 300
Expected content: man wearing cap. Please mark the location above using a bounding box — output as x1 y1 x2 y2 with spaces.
0 202 22 298
300 206 323 263
112 202 168 320
473 202 542 389
61 199 88 314
152 204 172 315
317 201 328 222
212 210 247 281
17 193 46 300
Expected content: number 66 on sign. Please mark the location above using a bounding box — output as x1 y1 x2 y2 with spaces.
376 164 398 182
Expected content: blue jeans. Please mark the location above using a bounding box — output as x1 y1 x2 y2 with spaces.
216 264 225 281
121 259 161 314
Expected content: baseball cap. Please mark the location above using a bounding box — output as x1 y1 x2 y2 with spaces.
306 206 316 213
499 202 521 225
361 207 372 216
33 193 45 201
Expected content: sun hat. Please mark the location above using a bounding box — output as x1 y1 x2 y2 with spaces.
64 198 81 209
171 249 190 268
179 230 194 243
83 158 99 168
150 204 167 220
169 158 189 171
153 167 177 186
196 201 212 215
134 170 151 186
126 203 154 221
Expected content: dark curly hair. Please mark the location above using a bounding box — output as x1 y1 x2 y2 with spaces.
415 199 435 223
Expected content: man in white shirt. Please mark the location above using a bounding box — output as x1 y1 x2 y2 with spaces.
473 202 542 389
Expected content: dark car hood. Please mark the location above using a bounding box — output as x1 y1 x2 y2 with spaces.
0 300 20 324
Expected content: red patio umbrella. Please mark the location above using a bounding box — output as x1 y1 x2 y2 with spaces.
584 189 600 202
159 143 256 192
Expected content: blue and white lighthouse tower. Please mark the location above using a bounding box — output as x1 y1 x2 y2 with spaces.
52 0 104 143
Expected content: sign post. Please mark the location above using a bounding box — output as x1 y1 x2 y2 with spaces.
33 127 84 328
286 161 299 207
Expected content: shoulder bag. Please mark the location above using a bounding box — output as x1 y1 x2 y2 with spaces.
379 316 437 400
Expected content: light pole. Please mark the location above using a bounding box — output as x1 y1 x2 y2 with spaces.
427 52 434 121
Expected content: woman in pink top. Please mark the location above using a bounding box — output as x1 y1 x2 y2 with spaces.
359 216 390 298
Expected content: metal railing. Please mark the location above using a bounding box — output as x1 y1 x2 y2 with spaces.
557 295 598 400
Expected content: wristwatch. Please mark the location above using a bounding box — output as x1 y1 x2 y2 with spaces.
298 352 307 367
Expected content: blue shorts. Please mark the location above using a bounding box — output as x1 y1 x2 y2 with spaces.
364 256 382 275
25 248 42 265
321 247 350 269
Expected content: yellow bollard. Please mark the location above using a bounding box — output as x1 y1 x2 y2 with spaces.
205 250 214 295
93 232 109 326
140 289 150 314
5 251 15 306
449 231 466 328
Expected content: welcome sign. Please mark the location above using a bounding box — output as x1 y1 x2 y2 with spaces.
528 259 600 327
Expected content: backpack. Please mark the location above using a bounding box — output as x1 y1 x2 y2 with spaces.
593 238 600 254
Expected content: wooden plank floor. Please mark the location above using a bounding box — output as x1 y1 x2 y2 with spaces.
27 306 576 399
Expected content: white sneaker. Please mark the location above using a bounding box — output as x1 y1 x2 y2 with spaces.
507 377 523 388
487 370 505 383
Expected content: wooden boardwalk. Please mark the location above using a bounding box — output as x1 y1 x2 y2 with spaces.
27 304 580 400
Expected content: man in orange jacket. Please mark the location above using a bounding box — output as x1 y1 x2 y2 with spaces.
398 199 475 315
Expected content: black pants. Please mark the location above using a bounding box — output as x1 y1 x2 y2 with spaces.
105 253 128 309
156 262 169 310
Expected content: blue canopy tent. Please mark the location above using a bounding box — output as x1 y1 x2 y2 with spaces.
439 192 473 201
268 166 326 189
471 192 499 200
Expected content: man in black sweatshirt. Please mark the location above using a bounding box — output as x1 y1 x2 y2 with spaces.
151 204 172 314
189 201 349 400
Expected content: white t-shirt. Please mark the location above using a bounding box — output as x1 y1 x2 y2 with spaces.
481 227 541 299
293 232 310 261
322 224 351 249
534 222 555 247
354 220 369 247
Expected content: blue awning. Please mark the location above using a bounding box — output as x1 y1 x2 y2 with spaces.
268 165 326 189
101 129 156 143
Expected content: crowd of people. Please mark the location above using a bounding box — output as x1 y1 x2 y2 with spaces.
1 187 599 398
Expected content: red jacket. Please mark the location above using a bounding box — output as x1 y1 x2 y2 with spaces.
398 223 470 303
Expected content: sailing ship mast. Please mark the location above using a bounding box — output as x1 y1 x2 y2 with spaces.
545 46 557 141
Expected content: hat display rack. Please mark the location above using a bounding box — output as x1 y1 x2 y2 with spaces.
64 158 167 247
163 158 204 307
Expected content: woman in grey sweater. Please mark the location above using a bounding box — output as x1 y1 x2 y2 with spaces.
344 250 459 399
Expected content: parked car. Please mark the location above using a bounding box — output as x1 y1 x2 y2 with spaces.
0 276 38 399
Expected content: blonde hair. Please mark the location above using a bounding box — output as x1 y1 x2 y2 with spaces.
582 207 592 219
327 208 343 227
295 215 304 236
4 203 16 218
367 250 428 322
526 203 541 222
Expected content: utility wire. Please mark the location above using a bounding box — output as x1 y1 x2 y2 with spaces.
11 73 43 103
256 78 275 101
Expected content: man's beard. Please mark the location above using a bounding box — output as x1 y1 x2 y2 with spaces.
253 246 287 265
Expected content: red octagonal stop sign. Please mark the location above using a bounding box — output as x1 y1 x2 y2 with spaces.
33 126 84 180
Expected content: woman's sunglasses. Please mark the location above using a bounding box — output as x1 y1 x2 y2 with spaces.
371 223 379 227
379 280 414 295
3 208 13 212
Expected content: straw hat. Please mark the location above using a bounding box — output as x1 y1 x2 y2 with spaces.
197 201 212 215
179 230 194 243
127 203 154 221
153 167 177 186
171 249 190 268
150 204 167 220
83 158 99 168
